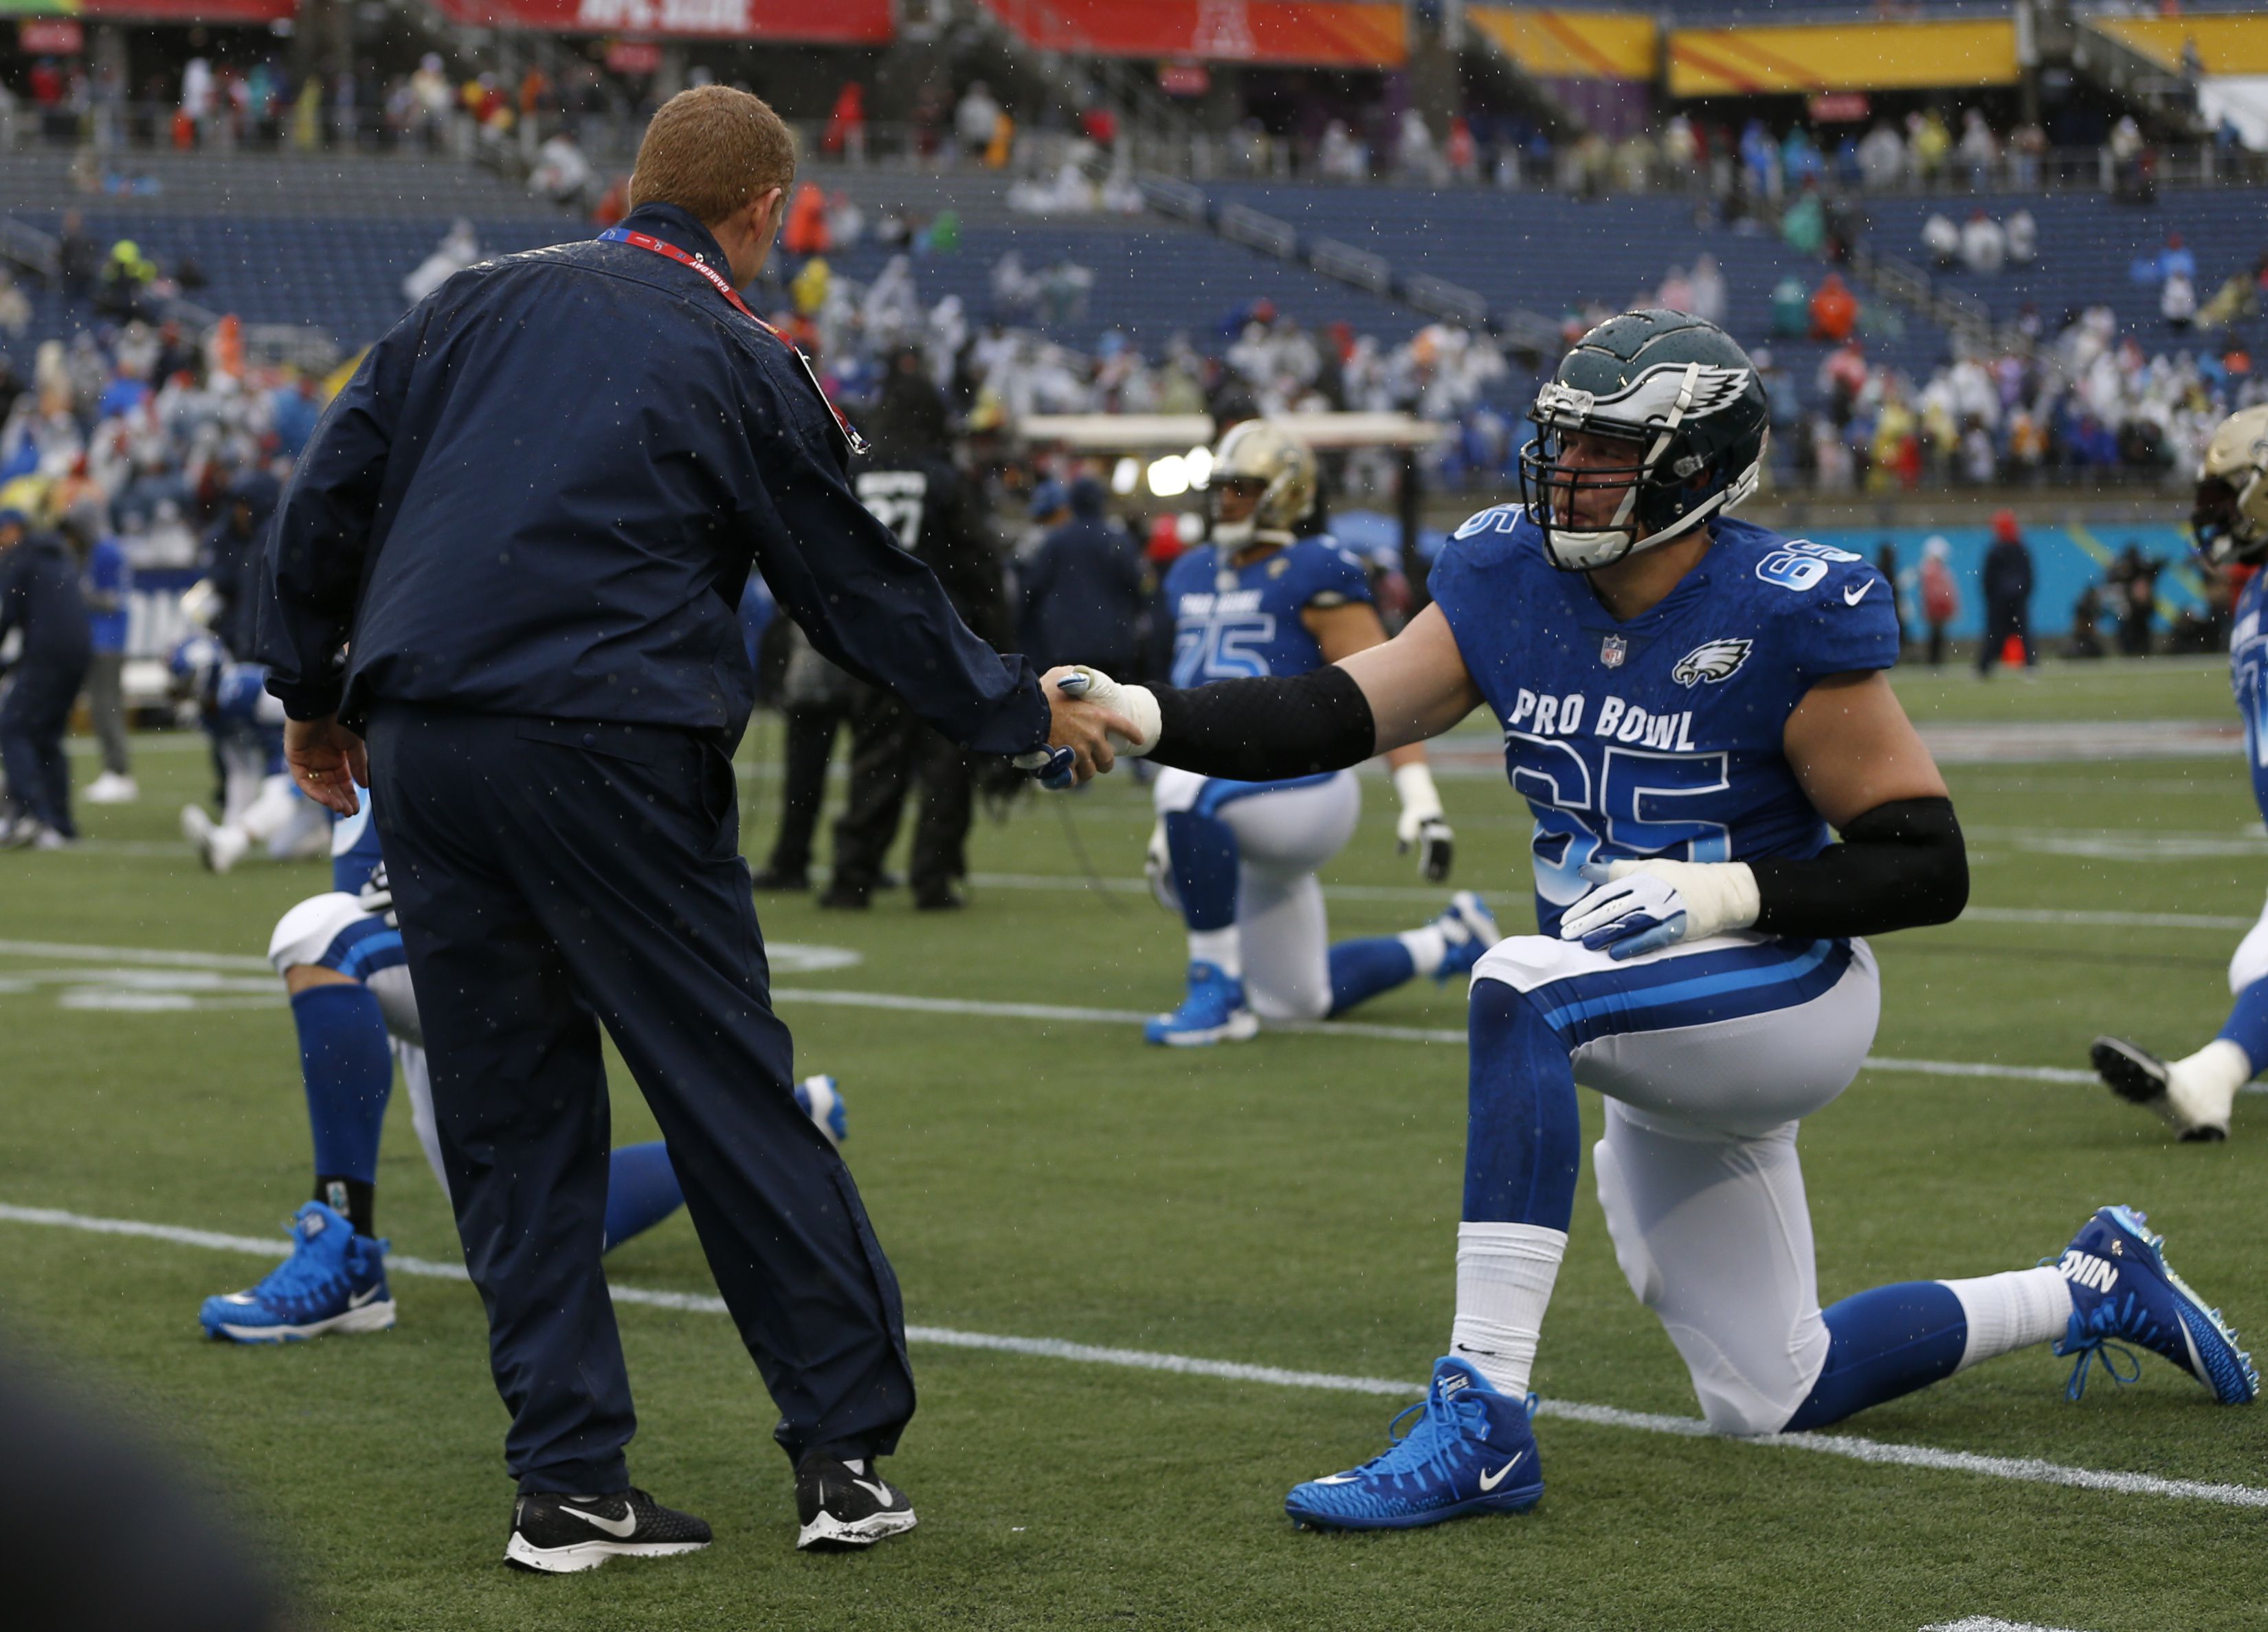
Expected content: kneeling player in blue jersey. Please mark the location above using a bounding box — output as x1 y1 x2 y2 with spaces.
2091 406 2268 1142
1045 311 2257 1529
199 791 848 1342
1146 420 1496 1046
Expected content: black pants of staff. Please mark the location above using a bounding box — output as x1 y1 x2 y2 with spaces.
1975 599 2033 674
830 685 972 905
365 705 915 1494
760 702 849 881
1 663 88 837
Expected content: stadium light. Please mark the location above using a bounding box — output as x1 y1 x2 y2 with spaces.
1111 456 1140 495
1184 445 1213 488
1146 455 1190 498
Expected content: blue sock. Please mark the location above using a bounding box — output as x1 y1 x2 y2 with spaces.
603 1141 684 1253
1782 1281 1968 1432
1327 937 1417 1016
1165 810 1239 934
1463 978 1581 1230
2215 975 2268 1070
293 983 393 1190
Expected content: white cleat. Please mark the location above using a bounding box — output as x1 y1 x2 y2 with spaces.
2091 1036 2236 1142
84 772 139 804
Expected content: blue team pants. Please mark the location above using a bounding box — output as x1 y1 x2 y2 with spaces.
366 707 913 1495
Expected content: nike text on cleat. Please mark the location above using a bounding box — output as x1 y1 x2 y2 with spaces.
197 1201 395 1343
1284 1356 1544 1532
794 1453 918 1551
1144 961 1260 1047
504 1488 711 1574
1434 891 1502 984
2090 1037 2231 1141
2050 1204 2259 1405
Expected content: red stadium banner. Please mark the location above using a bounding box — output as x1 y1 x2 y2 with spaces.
428 0 893 43
984 0 1407 69
80 0 297 21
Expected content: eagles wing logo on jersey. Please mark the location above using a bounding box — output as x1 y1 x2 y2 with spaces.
1671 638 1753 687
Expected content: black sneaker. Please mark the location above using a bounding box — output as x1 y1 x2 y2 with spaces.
816 885 871 910
504 1488 712 1574
794 1453 918 1550
751 865 810 892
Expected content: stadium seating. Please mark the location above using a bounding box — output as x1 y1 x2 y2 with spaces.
1202 180 1957 386
5 208 1425 363
1856 188 2268 346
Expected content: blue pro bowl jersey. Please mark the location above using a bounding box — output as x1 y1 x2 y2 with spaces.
331 786 385 896
1165 536 1372 686
2231 570 2268 821
1430 507 1902 935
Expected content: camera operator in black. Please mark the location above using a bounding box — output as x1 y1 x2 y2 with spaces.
823 356 1010 911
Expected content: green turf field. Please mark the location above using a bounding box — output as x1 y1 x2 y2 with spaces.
2 657 2263 1631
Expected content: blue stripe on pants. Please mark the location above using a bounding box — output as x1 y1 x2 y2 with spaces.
1526 938 1856 1049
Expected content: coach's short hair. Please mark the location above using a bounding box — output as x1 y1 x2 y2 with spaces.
628 85 797 225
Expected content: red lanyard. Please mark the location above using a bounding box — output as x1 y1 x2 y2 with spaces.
600 226 867 456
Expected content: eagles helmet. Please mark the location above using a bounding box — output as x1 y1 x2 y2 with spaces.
2192 405 2268 568
1209 419 1317 552
1517 309 1769 572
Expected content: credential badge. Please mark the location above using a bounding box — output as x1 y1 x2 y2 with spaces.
1601 634 1628 669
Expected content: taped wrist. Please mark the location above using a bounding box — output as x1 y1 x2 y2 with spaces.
1749 796 1968 940
1147 665 1378 780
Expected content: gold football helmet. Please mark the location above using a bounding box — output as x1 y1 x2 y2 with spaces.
1208 419 1317 552
2194 404 2268 567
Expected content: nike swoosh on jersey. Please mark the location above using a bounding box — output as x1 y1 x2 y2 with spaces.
1843 580 1876 606
1478 1453 1526 1492
559 1501 638 1538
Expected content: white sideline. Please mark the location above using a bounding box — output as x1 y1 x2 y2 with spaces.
1923 1620 2095 1632
4 1200 2266 1515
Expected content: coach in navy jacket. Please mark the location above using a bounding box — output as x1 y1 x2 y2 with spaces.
255 86 1118 1563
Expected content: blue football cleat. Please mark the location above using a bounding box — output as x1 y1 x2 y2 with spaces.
796 1073 849 1148
199 1201 394 1344
1144 961 1259 1046
2051 1205 2258 1404
1434 892 1502 984
1285 1356 1544 1531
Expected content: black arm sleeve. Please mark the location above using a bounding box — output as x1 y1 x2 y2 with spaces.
1146 665 1378 780
1749 796 1968 940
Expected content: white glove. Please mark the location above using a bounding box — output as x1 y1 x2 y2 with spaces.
1557 859 1759 961
1056 666 1161 755
1392 761 1454 883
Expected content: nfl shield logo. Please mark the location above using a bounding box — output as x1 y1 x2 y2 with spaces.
1601 635 1628 669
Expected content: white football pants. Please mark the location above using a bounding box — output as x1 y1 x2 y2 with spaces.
1473 929 1882 1434
1153 767 1361 1022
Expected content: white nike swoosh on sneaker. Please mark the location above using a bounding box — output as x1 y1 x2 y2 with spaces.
1477 1453 1526 1492
347 1286 382 1309
850 1477 898 1507
559 1502 638 1539
1312 1474 1361 1486
1843 580 1875 606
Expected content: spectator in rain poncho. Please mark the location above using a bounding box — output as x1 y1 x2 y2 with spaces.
403 220 480 306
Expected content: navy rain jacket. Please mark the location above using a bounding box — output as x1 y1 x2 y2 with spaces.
0 533 95 674
255 203 1048 758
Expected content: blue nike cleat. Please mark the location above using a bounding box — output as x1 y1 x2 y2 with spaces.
2051 1204 2258 1404
1144 961 1259 1046
796 1073 849 1148
1434 892 1502 984
199 1201 394 1344
1285 1356 1544 1531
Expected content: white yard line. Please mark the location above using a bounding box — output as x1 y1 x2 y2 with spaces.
1923 1620 2097 1632
3 1199 2263 1514
3 936 2250 1091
